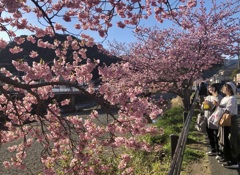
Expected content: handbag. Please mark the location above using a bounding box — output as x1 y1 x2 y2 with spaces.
195 113 207 132
203 101 211 110
208 107 224 129
219 111 231 126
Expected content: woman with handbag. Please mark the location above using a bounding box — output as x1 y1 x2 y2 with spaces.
203 84 222 156
213 82 239 169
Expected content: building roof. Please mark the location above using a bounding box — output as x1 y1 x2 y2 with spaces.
223 59 239 70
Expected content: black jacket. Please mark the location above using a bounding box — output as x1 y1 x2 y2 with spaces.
230 115 240 160
198 82 208 96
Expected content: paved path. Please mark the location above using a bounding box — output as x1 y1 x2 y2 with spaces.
208 154 240 175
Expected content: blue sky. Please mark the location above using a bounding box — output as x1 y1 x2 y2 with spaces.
0 3 170 47
77 0 222 46
96 0 229 46
0 0 234 48
85 16 172 46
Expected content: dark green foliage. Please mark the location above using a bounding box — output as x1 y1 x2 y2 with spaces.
231 68 240 80
183 148 204 162
148 107 204 158
155 107 184 125
146 107 184 147
130 107 206 174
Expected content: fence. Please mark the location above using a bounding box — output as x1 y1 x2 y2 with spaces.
168 89 199 175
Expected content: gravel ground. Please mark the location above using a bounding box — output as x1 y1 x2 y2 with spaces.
0 108 117 175
0 138 43 175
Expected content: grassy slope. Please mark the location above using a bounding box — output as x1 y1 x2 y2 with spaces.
132 106 210 175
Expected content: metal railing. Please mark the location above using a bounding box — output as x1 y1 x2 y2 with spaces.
168 89 199 175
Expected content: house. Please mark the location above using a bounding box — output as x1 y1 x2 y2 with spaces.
210 59 240 84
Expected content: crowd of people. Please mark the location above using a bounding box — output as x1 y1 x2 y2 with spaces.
199 81 240 169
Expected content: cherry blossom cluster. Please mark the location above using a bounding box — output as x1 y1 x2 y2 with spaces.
0 31 162 175
1 0 24 13
0 0 239 174
103 0 240 110
0 0 197 41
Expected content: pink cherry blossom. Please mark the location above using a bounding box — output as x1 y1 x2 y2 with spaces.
0 0 239 174
14 37 25 45
29 51 39 58
9 46 23 54
0 39 8 49
3 161 11 169
61 99 70 106
26 36 36 43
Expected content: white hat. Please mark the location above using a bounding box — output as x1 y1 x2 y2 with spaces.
226 82 236 95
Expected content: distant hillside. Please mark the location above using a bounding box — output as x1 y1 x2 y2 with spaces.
0 34 120 84
0 33 224 85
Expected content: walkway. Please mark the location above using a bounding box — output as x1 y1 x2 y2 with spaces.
208 155 240 175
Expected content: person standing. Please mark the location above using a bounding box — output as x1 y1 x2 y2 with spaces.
198 81 208 104
213 82 239 169
204 84 222 156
